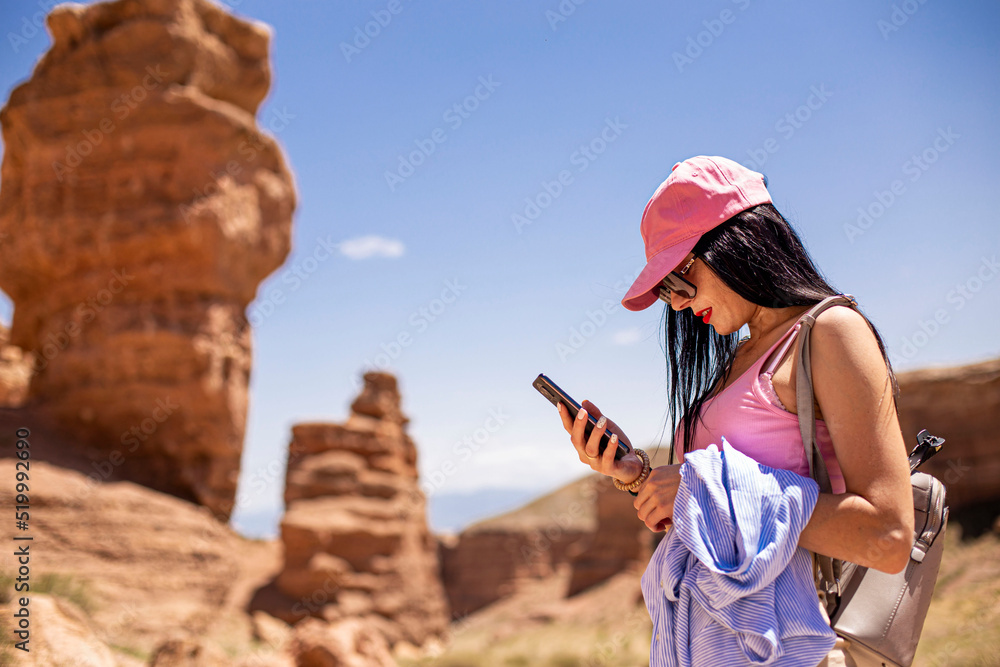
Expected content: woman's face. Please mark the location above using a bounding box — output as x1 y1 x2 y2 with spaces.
667 254 753 335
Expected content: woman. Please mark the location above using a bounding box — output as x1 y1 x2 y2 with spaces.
556 155 914 662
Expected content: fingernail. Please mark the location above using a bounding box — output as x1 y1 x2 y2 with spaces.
577 409 586 421
610 433 618 442
596 416 607 429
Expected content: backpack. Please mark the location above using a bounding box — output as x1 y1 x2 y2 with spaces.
793 294 949 667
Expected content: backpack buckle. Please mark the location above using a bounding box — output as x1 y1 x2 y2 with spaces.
908 430 945 473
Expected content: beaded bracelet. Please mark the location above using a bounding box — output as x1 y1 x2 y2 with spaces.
613 448 650 493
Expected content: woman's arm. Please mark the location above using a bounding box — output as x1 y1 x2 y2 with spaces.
798 306 914 574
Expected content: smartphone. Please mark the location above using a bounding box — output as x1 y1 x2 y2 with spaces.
533 373 630 460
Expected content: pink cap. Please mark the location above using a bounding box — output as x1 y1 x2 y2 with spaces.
621 156 771 312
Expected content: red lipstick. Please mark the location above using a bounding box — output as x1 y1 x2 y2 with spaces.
698 307 712 324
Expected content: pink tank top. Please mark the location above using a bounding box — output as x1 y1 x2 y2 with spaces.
677 314 847 494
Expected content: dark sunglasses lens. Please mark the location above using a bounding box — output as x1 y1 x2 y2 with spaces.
662 274 696 300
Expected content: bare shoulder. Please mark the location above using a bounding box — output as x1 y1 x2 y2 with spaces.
809 304 893 403
813 303 873 335
810 305 883 363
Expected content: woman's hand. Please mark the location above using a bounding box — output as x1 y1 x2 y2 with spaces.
633 464 682 532
557 400 643 486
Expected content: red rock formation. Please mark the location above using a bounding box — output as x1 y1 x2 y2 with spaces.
439 527 590 618
566 477 654 596
289 618 396 667
0 452 287 663
0 595 118 667
439 476 599 617
148 637 232 666
0 0 295 519
253 373 450 649
896 358 1000 528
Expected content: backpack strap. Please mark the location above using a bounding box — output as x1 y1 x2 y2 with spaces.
795 294 857 491
794 294 857 609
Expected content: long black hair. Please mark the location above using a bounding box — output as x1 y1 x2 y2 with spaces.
661 203 899 459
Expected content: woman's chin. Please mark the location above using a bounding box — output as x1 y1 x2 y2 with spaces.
699 312 737 335
712 322 740 336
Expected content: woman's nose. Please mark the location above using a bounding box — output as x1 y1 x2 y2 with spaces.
670 291 693 311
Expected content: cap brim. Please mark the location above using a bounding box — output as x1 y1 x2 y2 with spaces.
621 236 700 312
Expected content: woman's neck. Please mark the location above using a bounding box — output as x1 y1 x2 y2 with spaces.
744 304 812 344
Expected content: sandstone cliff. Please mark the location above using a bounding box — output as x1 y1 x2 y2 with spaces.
896 357 1000 534
0 451 286 665
0 0 295 520
440 475 597 617
0 435 412 666
566 477 656 597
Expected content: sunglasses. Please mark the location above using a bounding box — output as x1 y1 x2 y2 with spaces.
657 256 697 303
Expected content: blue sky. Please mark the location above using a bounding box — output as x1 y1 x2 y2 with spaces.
2 0 998 536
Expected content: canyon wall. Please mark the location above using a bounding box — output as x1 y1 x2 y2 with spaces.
896 358 1000 532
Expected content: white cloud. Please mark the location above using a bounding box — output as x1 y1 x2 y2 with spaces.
612 327 643 345
338 235 405 260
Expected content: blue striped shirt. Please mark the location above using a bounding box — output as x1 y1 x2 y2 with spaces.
641 438 836 666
